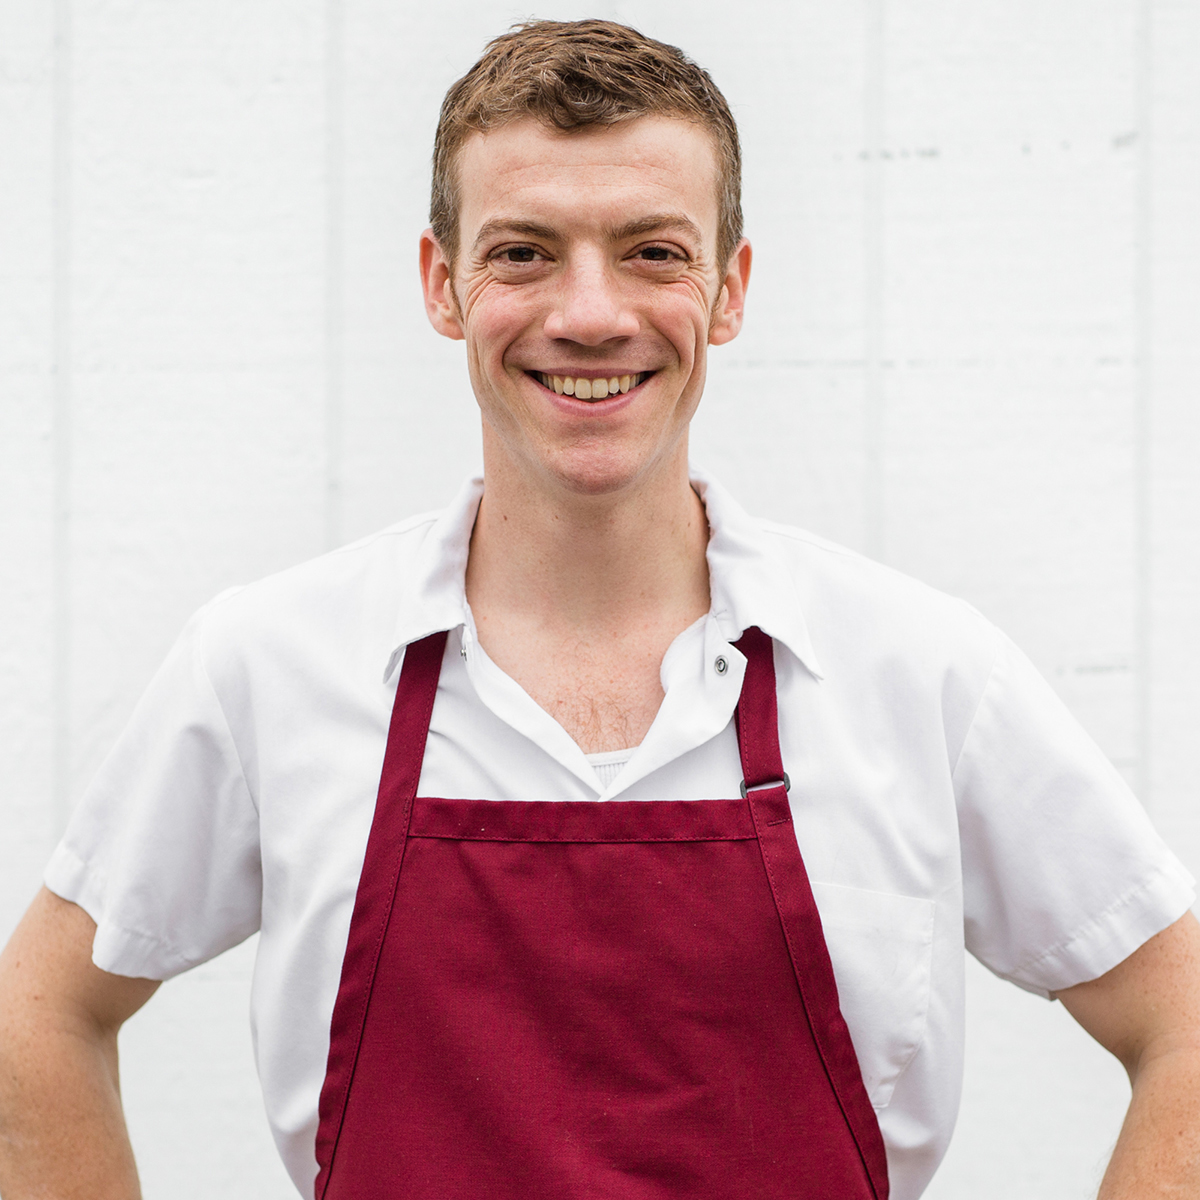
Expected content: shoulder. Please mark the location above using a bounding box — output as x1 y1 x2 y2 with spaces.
191 508 446 684
744 517 1005 773
757 517 1002 682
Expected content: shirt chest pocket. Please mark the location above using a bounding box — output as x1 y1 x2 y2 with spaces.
810 881 936 1111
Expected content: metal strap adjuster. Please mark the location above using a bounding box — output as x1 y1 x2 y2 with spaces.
739 772 790 799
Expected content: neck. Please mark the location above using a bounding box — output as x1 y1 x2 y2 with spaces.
465 444 711 644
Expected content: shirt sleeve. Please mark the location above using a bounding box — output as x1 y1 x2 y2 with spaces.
44 593 263 980
954 630 1195 997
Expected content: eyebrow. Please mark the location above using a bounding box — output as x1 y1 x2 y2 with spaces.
470 212 705 255
470 219 559 255
606 213 704 244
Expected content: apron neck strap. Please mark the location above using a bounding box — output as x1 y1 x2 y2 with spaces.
733 626 789 797
394 626 786 802
386 630 449 798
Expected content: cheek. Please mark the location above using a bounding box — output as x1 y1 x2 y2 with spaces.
657 286 714 365
460 281 534 356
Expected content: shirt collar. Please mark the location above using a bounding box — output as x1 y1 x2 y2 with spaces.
691 468 824 680
384 468 824 683
384 475 482 682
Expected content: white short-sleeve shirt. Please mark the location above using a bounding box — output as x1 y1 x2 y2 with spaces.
46 471 1194 1200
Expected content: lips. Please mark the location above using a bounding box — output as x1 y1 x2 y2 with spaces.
530 371 653 400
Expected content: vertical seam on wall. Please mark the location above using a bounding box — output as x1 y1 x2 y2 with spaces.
52 0 72 836
1134 0 1154 808
864 0 886 562
325 0 345 551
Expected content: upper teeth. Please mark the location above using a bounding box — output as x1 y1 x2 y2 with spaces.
534 372 650 399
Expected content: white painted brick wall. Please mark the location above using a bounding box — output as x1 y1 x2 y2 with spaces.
2 2 1196 1196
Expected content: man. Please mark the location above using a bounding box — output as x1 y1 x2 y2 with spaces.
1 18 1199 1200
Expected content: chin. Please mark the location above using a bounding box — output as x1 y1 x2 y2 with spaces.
540 441 674 499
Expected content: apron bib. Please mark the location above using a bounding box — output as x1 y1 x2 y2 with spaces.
315 626 888 1199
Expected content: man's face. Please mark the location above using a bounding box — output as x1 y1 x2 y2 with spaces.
420 115 751 498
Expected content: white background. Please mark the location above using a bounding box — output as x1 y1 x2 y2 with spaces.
1 1 1197 1196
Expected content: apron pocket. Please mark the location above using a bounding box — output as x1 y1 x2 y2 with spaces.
811 881 935 1110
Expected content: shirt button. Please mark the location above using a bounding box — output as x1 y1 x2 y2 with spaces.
714 655 728 675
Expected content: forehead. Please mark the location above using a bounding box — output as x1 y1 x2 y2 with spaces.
454 116 721 244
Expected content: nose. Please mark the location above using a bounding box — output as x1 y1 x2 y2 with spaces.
542 252 639 345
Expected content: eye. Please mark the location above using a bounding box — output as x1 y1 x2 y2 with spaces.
495 245 539 263
630 243 690 267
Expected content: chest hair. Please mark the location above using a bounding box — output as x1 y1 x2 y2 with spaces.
496 636 667 755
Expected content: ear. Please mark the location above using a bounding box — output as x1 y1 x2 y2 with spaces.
420 228 465 341
708 238 752 346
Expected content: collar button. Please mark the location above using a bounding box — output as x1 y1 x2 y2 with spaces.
714 655 728 675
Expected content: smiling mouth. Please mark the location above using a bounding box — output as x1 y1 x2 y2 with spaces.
529 371 654 399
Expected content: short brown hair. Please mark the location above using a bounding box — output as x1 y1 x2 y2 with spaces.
431 19 742 270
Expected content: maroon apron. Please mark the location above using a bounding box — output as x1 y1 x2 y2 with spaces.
314 626 888 1199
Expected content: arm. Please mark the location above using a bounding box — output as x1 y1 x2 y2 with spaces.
0 887 159 1199
1054 911 1200 1199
